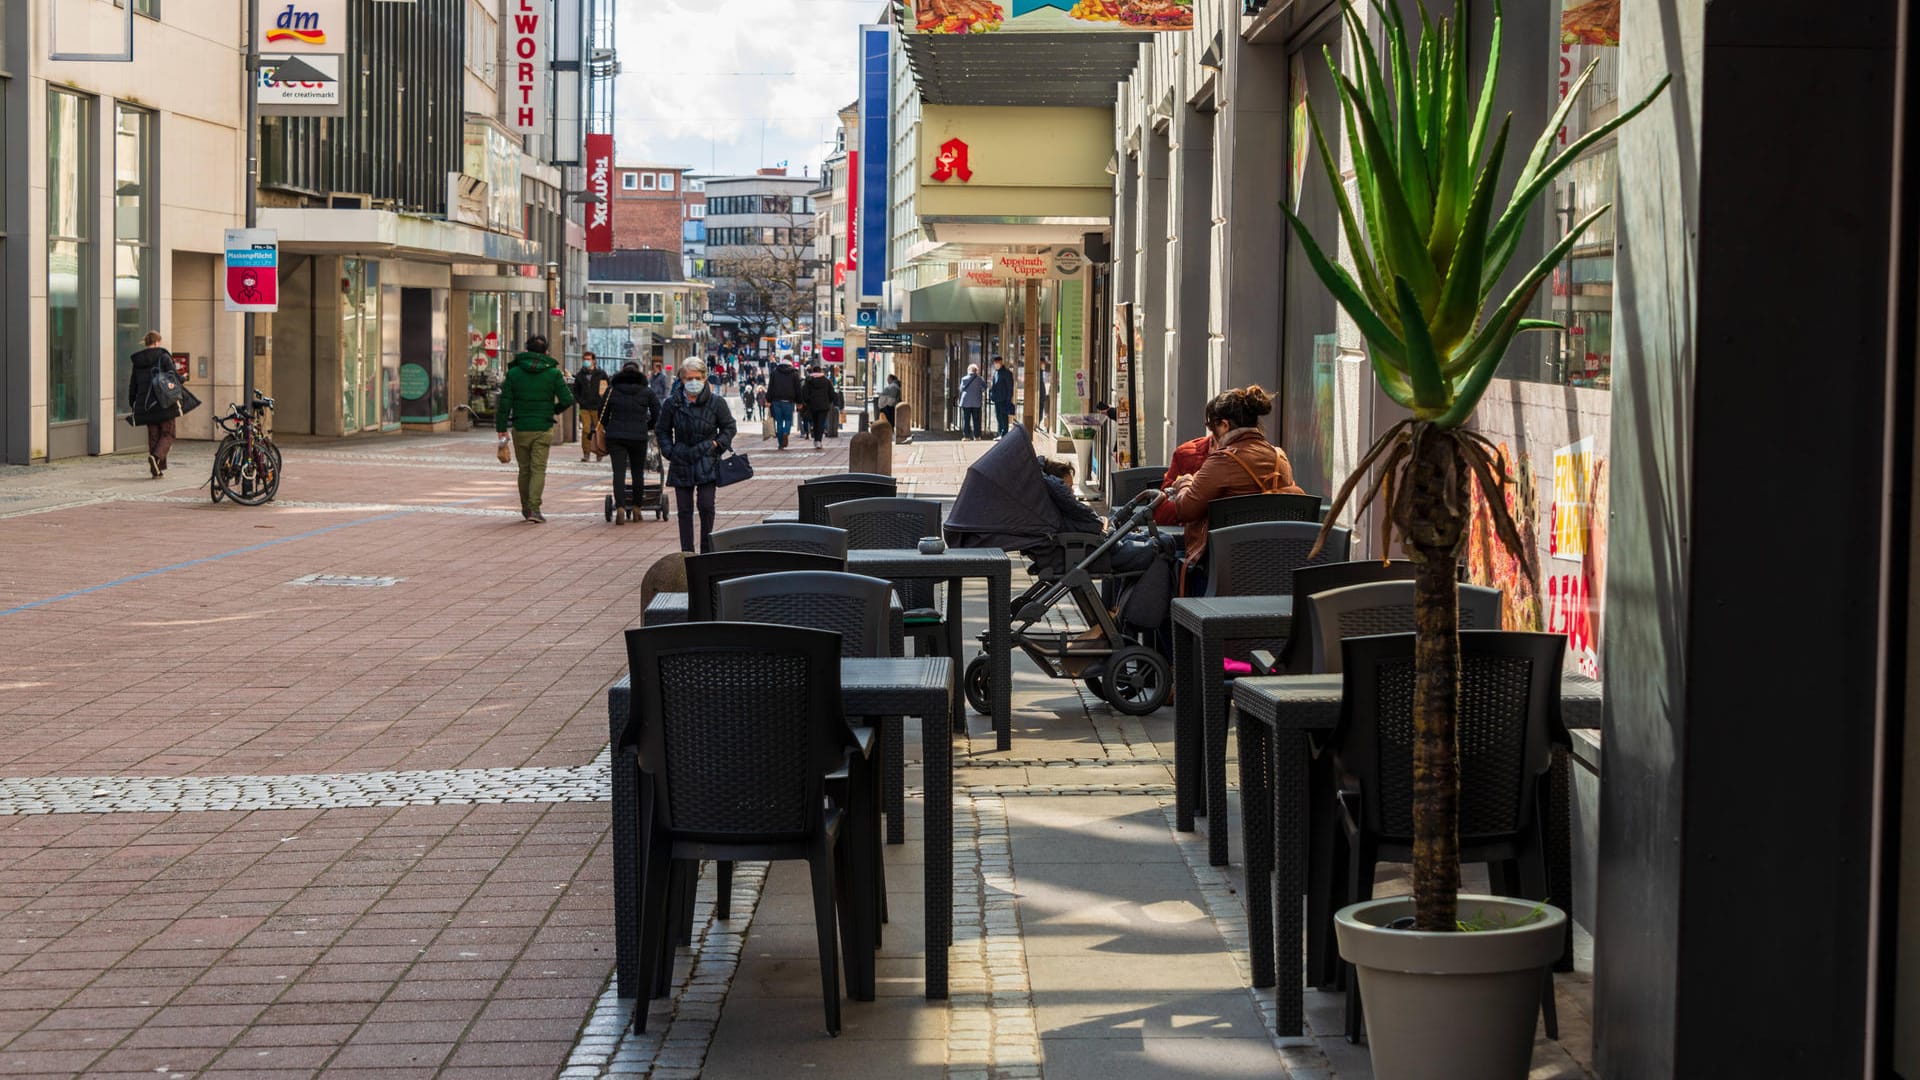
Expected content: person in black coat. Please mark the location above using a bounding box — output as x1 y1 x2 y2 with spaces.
657 357 737 553
990 356 1016 439
127 331 196 478
799 363 840 451
601 361 660 524
764 358 803 449
572 352 611 462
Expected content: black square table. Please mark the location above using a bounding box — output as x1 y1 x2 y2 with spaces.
1230 670 1603 1037
845 547 1014 751
608 656 958 998
1170 594 1295 867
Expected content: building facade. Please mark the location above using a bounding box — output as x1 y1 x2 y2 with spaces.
702 170 816 357
585 248 708 372
610 163 694 252
2 0 250 464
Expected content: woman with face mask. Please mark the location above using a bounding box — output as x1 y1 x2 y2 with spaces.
1159 385 1306 595
657 357 737 553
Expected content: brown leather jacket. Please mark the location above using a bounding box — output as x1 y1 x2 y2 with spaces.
1163 427 1306 576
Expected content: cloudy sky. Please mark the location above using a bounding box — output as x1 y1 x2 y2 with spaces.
612 0 889 178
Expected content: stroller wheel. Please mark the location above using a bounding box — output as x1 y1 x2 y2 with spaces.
605 494 614 523
1098 646 1171 716
1081 676 1109 704
963 654 991 716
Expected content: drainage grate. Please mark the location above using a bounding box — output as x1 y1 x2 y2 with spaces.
288 573 403 588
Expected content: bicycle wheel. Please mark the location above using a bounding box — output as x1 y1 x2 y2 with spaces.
209 436 241 502
216 440 275 506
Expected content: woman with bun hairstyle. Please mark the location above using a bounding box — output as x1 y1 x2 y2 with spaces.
1160 385 1306 594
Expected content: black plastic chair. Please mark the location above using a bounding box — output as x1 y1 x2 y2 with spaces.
684 550 845 622
1294 578 1501 986
827 497 948 657
1108 465 1164 507
1328 630 1568 1043
1259 559 1420 676
1205 521 1352 600
620 623 878 1035
1206 491 1325 530
799 475 898 526
718 570 898 944
709 522 851 559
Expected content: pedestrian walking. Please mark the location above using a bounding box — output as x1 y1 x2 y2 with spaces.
874 373 902 430
801 362 839 452
658 358 736 553
495 334 574 523
602 360 660 524
648 358 673 403
765 355 802 450
127 331 198 478
572 352 610 461
958 363 987 441
990 355 1016 438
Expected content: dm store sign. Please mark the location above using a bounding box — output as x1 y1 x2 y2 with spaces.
258 0 346 52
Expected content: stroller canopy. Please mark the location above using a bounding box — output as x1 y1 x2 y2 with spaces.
943 424 1063 552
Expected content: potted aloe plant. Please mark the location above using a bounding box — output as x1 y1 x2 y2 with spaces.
1286 3 1665 1076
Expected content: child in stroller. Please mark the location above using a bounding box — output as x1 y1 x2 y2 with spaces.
945 425 1178 715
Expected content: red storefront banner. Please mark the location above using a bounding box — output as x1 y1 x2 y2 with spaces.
585 133 614 254
845 150 860 276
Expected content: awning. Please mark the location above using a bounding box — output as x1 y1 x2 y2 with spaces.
906 277 1014 325
899 30 1147 107
258 208 543 266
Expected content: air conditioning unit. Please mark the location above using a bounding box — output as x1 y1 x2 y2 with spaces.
328 192 372 210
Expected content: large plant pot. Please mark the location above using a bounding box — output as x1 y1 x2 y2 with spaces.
1335 894 1566 1080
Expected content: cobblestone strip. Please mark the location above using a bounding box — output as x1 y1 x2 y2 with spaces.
948 794 1042 1080
1160 798 1327 1077
0 746 614 814
565 861 771 1078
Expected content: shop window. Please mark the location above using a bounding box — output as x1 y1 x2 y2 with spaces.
47 89 92 426
113 105 154 417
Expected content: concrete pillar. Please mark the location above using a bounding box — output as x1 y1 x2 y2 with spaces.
1216 32 1287 397
1166 99 1214 450
1136 126 1170 465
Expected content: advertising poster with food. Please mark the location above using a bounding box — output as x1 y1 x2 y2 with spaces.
913 0 1192 34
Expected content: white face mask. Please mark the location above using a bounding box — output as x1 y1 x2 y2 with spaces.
683 379 705 396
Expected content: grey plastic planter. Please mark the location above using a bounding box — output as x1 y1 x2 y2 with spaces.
1335 894 1567 1080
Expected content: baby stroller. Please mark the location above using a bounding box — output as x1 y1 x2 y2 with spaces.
604 444 669 521
945 428 1177 716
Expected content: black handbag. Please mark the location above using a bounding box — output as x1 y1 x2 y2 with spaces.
715 452 754 487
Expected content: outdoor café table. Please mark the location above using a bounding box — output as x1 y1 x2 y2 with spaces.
846 546 1014 751
1230 670 1603 1037
607 656 958 998
640 591 912 840
1170 594 1295 868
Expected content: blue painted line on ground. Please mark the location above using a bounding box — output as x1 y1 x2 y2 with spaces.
0 508 421 619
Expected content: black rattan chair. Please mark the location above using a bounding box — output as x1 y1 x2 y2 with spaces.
799 475 898 525
1329 630 1567 1043
620 623 878 1035
1108 465 1164 507
684 550 845 622
718 570 898 943
1206 521 1352 600
1206 491 1325 530
709 522 851 559
827 497 948 657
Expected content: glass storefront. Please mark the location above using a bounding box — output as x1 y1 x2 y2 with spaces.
113 105 153 417
47 89 91 426
342 259 381 432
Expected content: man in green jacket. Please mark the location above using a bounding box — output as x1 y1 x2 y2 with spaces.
495 335 574 522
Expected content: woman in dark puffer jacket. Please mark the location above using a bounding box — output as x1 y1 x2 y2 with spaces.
601 361 660 523
657 357 737 552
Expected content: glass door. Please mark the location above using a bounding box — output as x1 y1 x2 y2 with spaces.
341 259 381 432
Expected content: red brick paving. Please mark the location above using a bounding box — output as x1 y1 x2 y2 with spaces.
0 427 981 1077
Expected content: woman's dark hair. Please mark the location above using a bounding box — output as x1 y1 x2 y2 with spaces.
621 361 641 374
523 334 550 354
1205 385 1275 430
1038 457 1075 483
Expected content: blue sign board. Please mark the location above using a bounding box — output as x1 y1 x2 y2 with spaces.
859 27 891 305
856 308 879 328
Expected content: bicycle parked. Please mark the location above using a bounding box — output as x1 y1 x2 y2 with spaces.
210 392 282 506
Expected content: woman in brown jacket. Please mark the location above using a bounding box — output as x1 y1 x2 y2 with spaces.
1161 385 1306 594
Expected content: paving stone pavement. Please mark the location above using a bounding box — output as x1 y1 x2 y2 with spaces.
0 427 1595 1078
